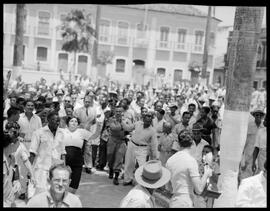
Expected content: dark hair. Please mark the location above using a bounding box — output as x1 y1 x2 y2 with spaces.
23 99 35 107
140 106 148 112
121 98 131 105
178 129 193 148
157 109 165 115
203 145 214 153
182 111 191 117
47 111 59 121
37 96 46 104
3 132 13 148
49 163 72 180
202 106 211 114
188 103 196 108
7 106 21 118
66 116 81 126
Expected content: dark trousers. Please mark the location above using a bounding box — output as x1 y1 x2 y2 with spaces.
98 139 107 168
107 139 127 173
92 145 98 167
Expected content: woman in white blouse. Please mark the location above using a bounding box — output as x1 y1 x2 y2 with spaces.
63 116 93 194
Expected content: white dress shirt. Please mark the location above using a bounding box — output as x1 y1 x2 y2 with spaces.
18 113 42 141
30 126 66 171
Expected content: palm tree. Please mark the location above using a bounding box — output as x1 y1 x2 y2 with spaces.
58 9 95 81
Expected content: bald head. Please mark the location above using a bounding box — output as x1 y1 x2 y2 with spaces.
163 121 172 134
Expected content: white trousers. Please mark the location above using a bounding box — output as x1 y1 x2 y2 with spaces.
123 141 148 183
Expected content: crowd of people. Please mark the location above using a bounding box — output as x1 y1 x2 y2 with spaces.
3 74 267 207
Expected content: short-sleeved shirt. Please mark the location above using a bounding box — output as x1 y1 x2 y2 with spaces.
63 128 93 149
166 150 200 195
18 113 42 142
131 121 157 159
27 190 82 207
29 126 66 171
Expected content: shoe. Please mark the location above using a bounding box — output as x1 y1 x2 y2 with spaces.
113 178 119 185
123 180 133 186
18 193 26 200
85 168 92 174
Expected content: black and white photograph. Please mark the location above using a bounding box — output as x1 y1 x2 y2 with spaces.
3 3 266 208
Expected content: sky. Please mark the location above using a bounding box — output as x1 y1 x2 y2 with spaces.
193 6 266 27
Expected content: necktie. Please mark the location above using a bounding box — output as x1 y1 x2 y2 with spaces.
86 108 88 116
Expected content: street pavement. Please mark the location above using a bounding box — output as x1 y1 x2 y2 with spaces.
77 169 133 208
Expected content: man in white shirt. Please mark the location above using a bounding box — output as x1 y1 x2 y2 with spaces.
18 99 42 150
120 160 171 208
29 111 66 194
235 161 266 207
252 114 267 174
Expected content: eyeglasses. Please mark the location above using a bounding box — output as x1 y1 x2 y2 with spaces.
65 100 71 103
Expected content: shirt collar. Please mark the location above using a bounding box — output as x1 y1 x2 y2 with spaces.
46 190 70 207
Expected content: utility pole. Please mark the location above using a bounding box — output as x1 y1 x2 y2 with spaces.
201 6 212 86
12 4 25 80
91 4 100 79
213 7 264 207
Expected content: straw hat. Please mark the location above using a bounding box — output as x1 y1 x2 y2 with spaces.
168 102 178 109
250 107 265 117
134 160 171 189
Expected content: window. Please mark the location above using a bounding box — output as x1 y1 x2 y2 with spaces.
60 14 66 22
262 81 266 89
116 59 125 72
37 47 48 61
194 30 204 51
38 11 50 35
177 29 186 50
77 55 88 76
100 19 110 42
58 53 68 73
253 81 258 90
195 31 204 45
210 32 215 46
157 68 166 77
136 23 147 39
118 22 128 45
174 69 183 82
160 27 169 48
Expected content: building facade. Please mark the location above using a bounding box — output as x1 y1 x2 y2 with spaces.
4 4 221 87
213 27 266 89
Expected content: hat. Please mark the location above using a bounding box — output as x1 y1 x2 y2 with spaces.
46 93 53 99
134 160 171 189
250 108 265 117
55 89 64 96
109 91 118 96
168 102 178 109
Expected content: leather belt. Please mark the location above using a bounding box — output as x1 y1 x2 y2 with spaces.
24 140 31 142
131 140 147 147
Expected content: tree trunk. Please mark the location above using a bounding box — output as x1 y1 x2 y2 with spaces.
213 7 264 207
92 5 100 67
12 4 25 80
201 6 211 86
